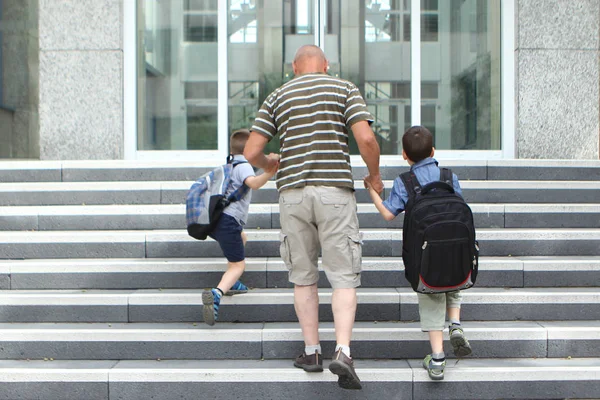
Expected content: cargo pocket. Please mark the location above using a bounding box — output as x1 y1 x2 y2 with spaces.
347 233 363 274
279 232 293 270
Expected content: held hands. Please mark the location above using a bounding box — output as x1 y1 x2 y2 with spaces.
264 153 281 176
364 174 384 195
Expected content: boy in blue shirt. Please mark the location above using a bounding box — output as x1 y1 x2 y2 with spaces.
202 129 279 326
365 125 472 380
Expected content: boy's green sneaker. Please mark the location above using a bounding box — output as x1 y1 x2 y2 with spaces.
449 324 472 358
422 354 445 381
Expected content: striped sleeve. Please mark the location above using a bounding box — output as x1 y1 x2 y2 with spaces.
344 83 374 127
251 96 277 140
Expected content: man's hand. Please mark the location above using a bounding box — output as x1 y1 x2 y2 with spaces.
364 173 384 195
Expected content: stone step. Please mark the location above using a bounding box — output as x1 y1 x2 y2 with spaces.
1 228 598 259
0 288 597 323
3 203 600 231
0 358 597 400
1 159 599 182
1 180 600 206
0 321 595 361
1 257 598 290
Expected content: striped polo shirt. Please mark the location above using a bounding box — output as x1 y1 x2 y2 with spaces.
251 73 374 192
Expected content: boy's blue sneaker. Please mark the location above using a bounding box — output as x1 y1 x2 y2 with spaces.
202 289 221 326
449 324 472 358
226 280 249 295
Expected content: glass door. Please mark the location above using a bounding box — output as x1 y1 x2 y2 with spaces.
132 0 506 161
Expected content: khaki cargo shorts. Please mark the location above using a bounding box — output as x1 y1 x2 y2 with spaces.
278 186 362 289
417 291 462 331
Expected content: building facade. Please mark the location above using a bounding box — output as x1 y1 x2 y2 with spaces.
0 0 598 162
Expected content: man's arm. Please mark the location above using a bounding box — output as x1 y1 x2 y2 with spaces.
352 120 383 194
244 163 278 190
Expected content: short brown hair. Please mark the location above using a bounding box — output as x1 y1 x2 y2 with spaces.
402 125 433 163
230 129 250 155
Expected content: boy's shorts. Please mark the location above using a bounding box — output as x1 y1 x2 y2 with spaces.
417 291 462 331
209 213 244 263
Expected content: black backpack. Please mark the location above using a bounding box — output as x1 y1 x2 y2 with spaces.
400 167 479 293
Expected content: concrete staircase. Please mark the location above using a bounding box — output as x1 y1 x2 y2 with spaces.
0 159 599 400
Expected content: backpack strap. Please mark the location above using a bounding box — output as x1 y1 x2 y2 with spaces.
400 171 422 203
226 160 250 203
439 168 453 185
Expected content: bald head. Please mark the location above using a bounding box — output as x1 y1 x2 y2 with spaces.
293 45 328 75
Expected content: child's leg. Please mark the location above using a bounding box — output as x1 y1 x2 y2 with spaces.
447 291 472 357
216 259 245 295
418 293 447 380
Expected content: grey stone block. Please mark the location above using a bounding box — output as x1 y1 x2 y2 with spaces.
0 275 9 290
0 214 38 230
129 303 398 323
517 50 599 159
0 189 162 206
480 238 600 257
518 0 599 50
0 305 128 323
110 381 410 400
0 341 260 361
0 383 108 400
475 270 524 288
62 167 212 182
412 380 600 400
524 271 600 287
11 271 267 290
245 212 272 229
0 242 146 259
460 304 600 321
38 214 184 231
505 212 600 228
39 0 121 51
0 167 61 183
488 166 600 181
39 51 123 160
548 340 599 358
462 188 600 204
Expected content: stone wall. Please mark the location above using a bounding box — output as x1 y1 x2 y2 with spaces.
516 0 600 159
38 0 123 160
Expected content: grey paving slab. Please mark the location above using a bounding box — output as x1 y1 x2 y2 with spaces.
0 212 38 231
0 360 111 399
542 321 600 358
62 164 212 182
0 231 146 259
0 162 62 183
0 182 163 206
410 357 600 400
487 161 600 181
128 289 399 323
523 257 600 287
110 359 412 400
399 288 600 321
7 258 268 290
0 323 262 360
262 321 547 359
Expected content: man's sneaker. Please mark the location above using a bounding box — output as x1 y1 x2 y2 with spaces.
293 351 323 372
422 354 446 381
202 289 221 326
328 349 362 390
226 280 249 296
449 324 472 358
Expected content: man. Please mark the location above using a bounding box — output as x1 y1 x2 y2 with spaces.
244 45 383 390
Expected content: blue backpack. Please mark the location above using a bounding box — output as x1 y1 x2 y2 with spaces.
186 157 249 240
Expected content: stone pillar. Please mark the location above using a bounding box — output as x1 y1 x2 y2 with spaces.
516 0 599 159
39 0 123 160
